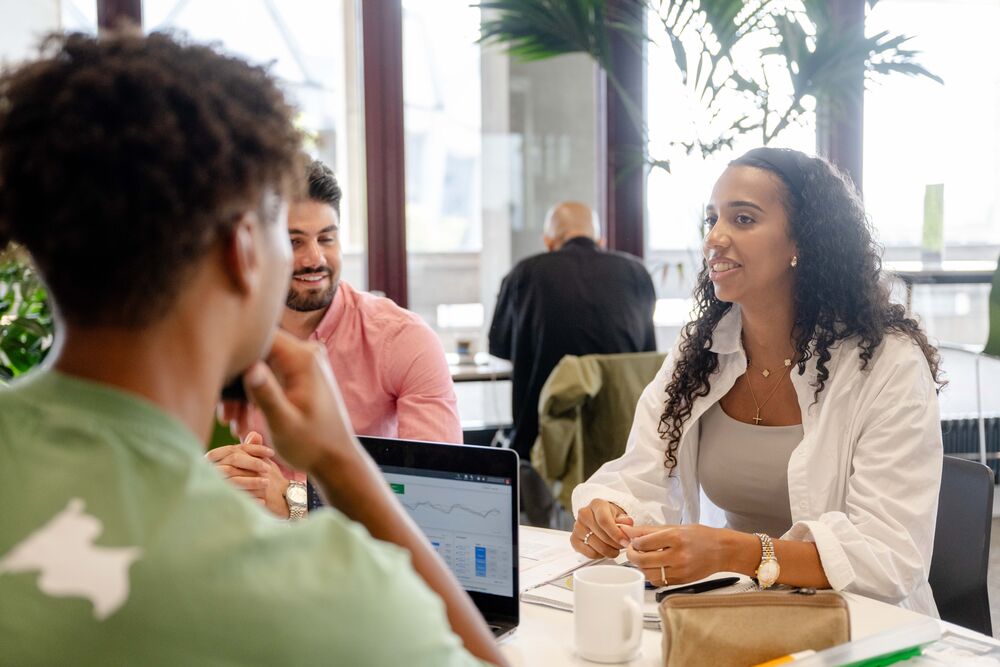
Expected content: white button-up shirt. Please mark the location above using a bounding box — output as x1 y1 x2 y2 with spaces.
572 306 942 616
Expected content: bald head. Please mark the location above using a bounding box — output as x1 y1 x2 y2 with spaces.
542 202 600 251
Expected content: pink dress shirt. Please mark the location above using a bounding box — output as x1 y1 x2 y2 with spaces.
248 281 462 481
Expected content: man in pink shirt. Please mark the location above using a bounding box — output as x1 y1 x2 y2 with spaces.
211 160 462 518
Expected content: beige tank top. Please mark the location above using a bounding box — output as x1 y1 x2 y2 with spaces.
697 402 804 537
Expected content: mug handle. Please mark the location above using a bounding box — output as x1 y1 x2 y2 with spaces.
622 596 642 644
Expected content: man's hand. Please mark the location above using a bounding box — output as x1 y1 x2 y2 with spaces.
205 431 275 505
570 499 634 559
240 330 359 473
218 399 250 443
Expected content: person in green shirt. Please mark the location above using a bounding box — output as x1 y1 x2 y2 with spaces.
0 29 504 667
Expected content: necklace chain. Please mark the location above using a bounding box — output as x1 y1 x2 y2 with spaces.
747 356 792 378
744 363 792 425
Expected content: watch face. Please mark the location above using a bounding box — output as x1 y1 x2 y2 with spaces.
758 560 780 585
286 484 308 505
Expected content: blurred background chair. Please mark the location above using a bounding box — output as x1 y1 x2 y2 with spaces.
531 351 666 519
929 456 994 635
986 256 1000 357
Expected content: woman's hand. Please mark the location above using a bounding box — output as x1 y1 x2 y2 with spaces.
570 499 635 559
620 524 750 585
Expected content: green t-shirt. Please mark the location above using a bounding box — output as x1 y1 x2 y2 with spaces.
0 370 483 666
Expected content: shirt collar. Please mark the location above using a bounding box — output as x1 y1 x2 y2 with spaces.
559 236 599 251
705 304 826 418
709 305 743 355
312 280 351 342
709 304 827 389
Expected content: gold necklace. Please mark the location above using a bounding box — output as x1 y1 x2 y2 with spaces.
744 364 792 425
747 356 792 378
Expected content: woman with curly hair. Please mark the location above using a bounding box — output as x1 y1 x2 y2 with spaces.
570 147 944 615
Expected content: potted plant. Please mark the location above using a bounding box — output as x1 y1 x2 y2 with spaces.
0 248 54 381
479 0 941 165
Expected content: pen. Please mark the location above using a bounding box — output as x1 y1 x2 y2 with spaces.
655 576 741 602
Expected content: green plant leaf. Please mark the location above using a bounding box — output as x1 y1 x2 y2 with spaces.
0 258 54 377
478 0 940 158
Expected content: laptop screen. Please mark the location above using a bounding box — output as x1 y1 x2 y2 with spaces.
381 465 514 597
358 437 519 627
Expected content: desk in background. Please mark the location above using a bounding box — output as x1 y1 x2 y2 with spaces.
886 260 996 315
448 352 512 383
506 527 1000 666
448 353 513 445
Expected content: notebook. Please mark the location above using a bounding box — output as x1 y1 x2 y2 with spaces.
359 436 520 640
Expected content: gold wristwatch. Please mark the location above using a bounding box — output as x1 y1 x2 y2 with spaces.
754 532 780 589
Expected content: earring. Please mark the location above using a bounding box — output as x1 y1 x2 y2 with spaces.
790 256 798 268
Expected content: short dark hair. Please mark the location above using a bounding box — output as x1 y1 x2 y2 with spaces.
0 30 303 327
306 160 342 215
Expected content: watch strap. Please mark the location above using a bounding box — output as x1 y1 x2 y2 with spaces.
753 532 779 589
285 480 308 521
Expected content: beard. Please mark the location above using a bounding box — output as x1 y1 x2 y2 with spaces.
285 267 338 312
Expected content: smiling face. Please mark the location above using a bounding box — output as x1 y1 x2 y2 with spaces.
703 165 798 309
285 200 342 313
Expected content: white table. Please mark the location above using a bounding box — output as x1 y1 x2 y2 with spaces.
503 527 1000 666
449 355 513 383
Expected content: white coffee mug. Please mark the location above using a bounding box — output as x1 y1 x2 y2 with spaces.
573 564 644 663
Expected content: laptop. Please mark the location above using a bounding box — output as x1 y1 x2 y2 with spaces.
359 436 520 640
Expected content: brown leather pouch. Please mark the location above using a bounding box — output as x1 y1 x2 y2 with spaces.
659 591 850 667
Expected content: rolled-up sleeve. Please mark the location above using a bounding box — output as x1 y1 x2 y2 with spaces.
389 321 463 444
786 343 942 605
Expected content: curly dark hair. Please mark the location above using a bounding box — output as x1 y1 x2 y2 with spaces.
306 159 342 214
657 148 944 470
0 30 303 327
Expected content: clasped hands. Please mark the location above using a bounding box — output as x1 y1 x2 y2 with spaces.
571 498 737 585
205 330 365 519
205 431 292 518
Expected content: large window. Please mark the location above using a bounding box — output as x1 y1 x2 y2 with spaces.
865 0 1000 346
143 0 367 288
403 0 485 352
401 1 601 427
0 1 95 66
402 1 600 352
645 5 815 348
61 1 98 34
865 0 1000 258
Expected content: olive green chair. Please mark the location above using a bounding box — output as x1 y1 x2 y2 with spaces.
986 256 1000 357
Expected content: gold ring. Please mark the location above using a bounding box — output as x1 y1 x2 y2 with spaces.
583 531 593 546
660 565 668 586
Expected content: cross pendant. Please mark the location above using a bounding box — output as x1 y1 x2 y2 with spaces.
753 412 763 425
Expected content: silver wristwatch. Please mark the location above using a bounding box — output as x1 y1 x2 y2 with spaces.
284 481 308 521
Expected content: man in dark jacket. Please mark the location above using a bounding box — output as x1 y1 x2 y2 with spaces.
488 201 657 461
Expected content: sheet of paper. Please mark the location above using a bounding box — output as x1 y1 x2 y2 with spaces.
519 528 596 592
520 549 593 592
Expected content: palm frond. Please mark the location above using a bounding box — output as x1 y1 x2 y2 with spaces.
478 0 941 158
478 0 615 65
